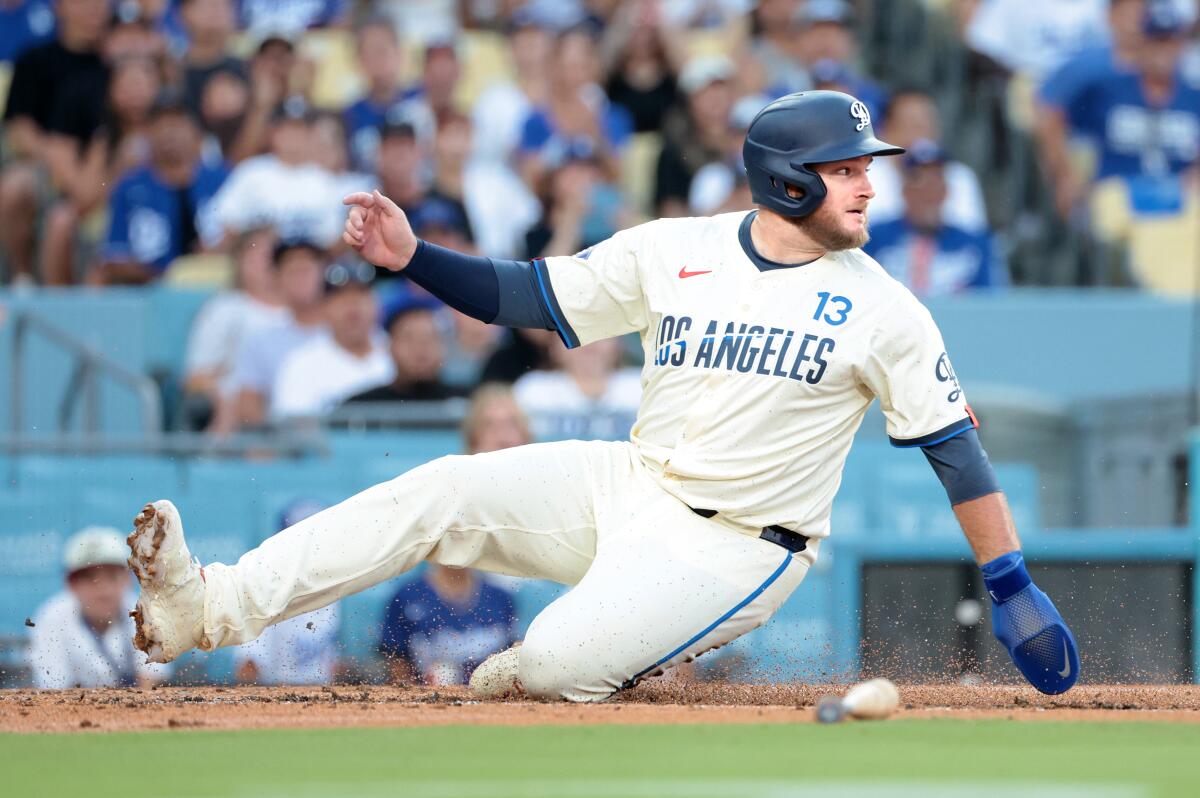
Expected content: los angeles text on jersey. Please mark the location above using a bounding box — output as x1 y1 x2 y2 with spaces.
653 314 834 384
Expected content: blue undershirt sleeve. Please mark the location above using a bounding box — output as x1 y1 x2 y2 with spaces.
921 427 1002 505
401 240 558 331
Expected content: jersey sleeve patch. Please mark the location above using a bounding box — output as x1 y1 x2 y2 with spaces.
888 414 977 448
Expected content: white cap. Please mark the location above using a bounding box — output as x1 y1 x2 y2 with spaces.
63 527 128 573
679 55 735 95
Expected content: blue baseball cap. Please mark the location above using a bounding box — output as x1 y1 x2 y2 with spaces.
381 287 444 330
408 197 471 237
1144 1 1189 37
903 138 949 168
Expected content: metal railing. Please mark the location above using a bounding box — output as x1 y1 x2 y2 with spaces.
9 310 163 437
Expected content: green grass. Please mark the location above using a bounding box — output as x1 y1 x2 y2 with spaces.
3 720 1198 797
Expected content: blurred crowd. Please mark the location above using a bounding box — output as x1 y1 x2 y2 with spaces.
1 0 1199 432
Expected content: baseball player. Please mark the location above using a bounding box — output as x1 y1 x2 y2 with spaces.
128 91 1079 700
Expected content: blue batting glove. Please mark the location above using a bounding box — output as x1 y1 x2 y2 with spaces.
981 551 1079 694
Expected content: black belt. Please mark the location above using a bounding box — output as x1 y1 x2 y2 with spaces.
690 508 808 553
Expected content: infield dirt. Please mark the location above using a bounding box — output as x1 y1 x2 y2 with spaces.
2 683 1198 733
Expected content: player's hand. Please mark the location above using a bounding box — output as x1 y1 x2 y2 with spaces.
342 190 418 271
982 551 1079 695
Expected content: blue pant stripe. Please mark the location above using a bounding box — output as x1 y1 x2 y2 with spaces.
629 551 793 684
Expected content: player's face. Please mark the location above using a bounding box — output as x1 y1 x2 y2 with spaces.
797 156 875 250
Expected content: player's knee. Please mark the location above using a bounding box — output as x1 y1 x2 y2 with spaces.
517 634 617 703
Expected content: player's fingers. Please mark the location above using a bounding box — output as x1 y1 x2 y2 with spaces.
342 192 375 208
373 189 403 218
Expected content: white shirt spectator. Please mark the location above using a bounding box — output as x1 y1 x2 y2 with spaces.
472 82 534 164
462 158 541 259
965 0 1109 79
226 317 326 400
185 294 290 386
513 367 643 441
868 158 990 234
271 331 395 419
208 155 369 247
233 604 340 685
29 590 170 689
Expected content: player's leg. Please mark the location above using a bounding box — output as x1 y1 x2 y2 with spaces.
516 480 817 702
129 440 629 662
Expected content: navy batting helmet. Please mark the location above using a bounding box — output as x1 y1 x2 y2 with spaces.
743 91 904 218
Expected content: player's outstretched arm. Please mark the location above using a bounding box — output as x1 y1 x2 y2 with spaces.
341 190 569 344
951 490 1080 695
919 431 1079 693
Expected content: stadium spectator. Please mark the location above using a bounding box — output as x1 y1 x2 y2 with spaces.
440 309 502 392
376 559 513 686
178 0 245 115
524 141 628 258
234 499 342 685
408 195 476 255
311 111 373 197
377 386 524 687
796 0 886 122
376 0 461 46
343 18 411 173
461 382 533 453
28 527 171 689
746 0 810 96
964 0 1112 79
239 0 348 39
470 6 553 164
686 94 764 215
867 88 989 233
40 54 164 284
223 31 305 163
864 140 1007 296
512 336 641 441
428 111 476 234
602 0 682 133
208 96 351 248
0 0 108 284
654 54 736 217
271 260 392 421
92 91 228 285
197 65 251 161
375 122 429 212
517 25 633 189
1036 1 1200 218
479 327 559 384
346 290 463 403
400 37 464 147
182 226 286 430
214 238 328 433
0 0 55 64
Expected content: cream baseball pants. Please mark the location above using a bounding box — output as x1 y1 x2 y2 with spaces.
200 440 816 701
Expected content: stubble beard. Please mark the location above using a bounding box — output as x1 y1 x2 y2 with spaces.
796 203 870 251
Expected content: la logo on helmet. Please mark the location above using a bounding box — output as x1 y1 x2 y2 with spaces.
849 101 870 132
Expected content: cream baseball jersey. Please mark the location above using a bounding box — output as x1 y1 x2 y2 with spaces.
537 210 976 538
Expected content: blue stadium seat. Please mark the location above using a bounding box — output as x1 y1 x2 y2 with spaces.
16 455 185 506
0 494 77 637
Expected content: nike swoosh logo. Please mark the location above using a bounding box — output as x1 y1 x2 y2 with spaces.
678 267 713 279
1057 639 1071 678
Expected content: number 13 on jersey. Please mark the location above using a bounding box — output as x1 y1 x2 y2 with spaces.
814 292 852 326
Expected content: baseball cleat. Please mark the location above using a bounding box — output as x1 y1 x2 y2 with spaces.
469 644 523 698
127 500 206 663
